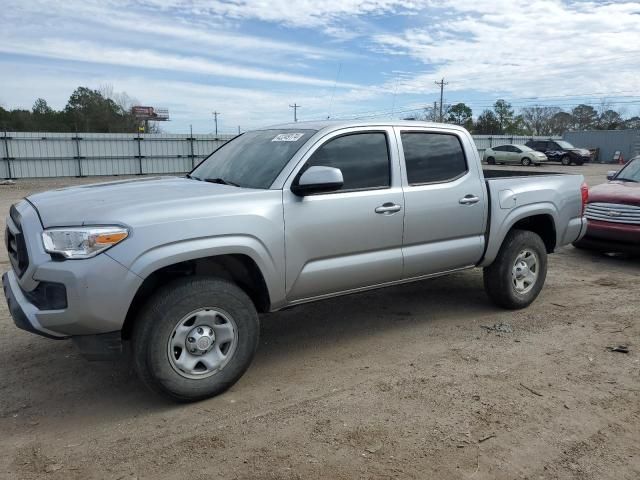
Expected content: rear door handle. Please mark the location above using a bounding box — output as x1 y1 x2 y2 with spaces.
375 203 402 214
459 195 480 205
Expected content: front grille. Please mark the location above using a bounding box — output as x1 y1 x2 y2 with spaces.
585 202 640 225
6 205 29 277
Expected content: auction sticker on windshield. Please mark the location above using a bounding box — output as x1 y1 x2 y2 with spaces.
272 133 305 142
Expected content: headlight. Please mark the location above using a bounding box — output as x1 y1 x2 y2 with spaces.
42 226 129 259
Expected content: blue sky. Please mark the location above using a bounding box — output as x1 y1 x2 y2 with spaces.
1 0 639 133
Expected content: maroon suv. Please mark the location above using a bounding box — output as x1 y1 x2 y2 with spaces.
574 157 640 254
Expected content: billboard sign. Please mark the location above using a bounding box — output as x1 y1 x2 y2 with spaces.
131 106 169 121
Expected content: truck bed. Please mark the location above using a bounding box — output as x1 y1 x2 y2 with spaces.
482 168 568 179
479 168 586 267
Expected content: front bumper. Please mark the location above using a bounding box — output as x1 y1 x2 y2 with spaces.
3 271 66 339
574 218 640 254
3 201 143 338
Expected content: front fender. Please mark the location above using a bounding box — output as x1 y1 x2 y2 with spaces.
480 203 559 267
122 235 286 309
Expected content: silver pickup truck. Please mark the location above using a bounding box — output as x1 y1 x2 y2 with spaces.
3 121 588 401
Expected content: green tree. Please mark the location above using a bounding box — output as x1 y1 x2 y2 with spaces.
596 109 623 130
571 104 598 130
624 116 640 129
549 111 573 135
64 86 137 132
446 102 473 129
493 99 515 133
475 110 501 134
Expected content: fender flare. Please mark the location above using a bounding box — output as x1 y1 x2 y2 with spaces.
480 203 559 267
128 235 285 308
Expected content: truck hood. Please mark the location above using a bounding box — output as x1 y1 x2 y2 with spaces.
27 176 248 228
588 181 640 207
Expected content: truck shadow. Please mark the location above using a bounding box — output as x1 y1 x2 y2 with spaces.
0 270 493 423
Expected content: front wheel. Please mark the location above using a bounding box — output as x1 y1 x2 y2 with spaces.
521 157 532 166
487 157 496 165
483 230 548 309
561 155 571 166
132 277 259 402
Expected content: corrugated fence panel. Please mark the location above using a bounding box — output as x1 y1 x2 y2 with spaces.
81 133 139 176
140 134 191 174
9 132 78 178
10 130 634 178
1 132 231 178
564 130 640 163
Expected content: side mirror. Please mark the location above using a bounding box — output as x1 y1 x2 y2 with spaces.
607 170 617 181
291 166 343 196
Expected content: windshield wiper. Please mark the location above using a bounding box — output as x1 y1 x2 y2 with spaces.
185 173 199 180
203 177 241 187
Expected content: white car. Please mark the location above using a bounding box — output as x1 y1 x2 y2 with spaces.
484 144 548 166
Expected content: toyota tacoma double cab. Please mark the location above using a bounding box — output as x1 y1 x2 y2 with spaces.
3 121 588 401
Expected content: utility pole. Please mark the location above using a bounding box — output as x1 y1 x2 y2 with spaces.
212 111 220 137
289 103 301 122
434 78 448 122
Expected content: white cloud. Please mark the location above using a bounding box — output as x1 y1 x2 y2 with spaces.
373 1 640 100
135 0 423 28
0 38 360 89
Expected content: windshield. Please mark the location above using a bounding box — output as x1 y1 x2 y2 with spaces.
555 140 575 149
519 145 535 152
190 129 316 189
616 158 640 182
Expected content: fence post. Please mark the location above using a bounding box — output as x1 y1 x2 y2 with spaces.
188 125 196 169
2 129 13 180
134 134 144 175
72 128 84 177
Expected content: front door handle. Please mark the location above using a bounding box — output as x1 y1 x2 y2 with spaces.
375 203 402 214
459 195 480 205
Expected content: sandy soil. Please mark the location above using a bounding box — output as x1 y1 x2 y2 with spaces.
0 164 638 479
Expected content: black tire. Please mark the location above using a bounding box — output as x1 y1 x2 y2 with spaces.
521 157 531 166
487 157 496 165
483 229 548 310
561 155 571 166
132 277 259 402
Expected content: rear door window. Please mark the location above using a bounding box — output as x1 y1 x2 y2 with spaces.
401 132 468 185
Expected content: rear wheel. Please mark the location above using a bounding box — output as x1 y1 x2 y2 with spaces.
483 230 548 309
487 157 496 165
561 155 571 166
521 157 532 166
132 277 259 402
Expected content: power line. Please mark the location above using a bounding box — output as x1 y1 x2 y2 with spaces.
289 103 301 122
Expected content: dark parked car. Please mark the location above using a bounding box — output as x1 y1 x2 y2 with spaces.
525 139 591 165
573 156 640 254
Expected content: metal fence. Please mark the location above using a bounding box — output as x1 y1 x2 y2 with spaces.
1 131 562 179
564 129 640 163
1 131 236 179
472 135 562 155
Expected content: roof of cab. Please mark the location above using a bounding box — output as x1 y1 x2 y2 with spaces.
261 119 468 134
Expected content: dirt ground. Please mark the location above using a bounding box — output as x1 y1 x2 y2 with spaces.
0 164 638 480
